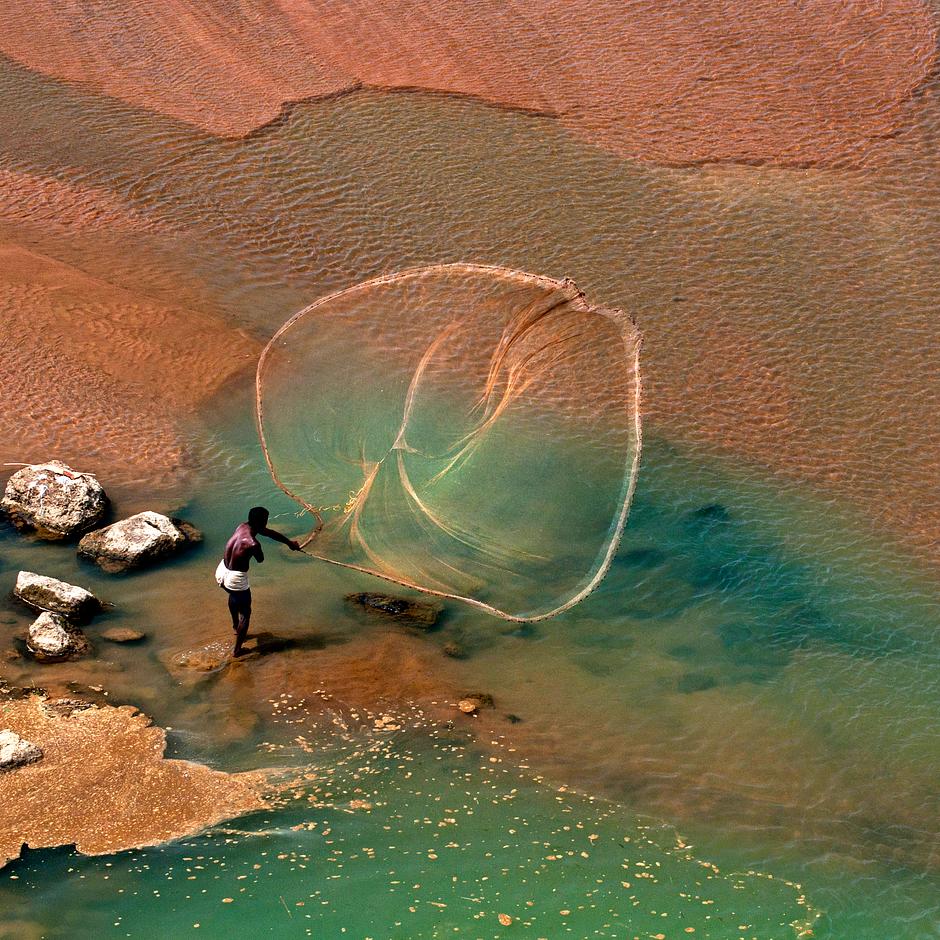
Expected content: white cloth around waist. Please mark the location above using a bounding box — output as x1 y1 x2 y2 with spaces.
215 559 249 592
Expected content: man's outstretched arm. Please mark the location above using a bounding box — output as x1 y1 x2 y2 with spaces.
260 526 301 551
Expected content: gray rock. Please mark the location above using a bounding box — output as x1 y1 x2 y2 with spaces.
27 611 90 661
77 511 201 572
1 462 108 539
14 570 101 622
0 730 42 771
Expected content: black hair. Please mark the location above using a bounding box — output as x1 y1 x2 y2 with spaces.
247 506 269 529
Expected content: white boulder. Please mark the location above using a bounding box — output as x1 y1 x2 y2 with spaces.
14 571 101 622
1 461 108 538
78 511 201 572
27 611 90 661
0 730 43 772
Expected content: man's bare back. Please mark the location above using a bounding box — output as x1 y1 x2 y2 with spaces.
223 522 265 572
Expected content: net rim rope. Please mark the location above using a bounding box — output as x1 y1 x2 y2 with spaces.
256 262 643 622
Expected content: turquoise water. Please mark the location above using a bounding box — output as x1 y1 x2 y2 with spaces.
2 389 939 936
0 724 817 938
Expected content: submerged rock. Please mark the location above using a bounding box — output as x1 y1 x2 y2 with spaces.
78 511 201 572
442 641 465 659
100 627 145 644
0 730 42 771
685 502 732 534
26 612 90 661
162 633 307 678
346 592 441 630
14 570 101 622
1 461 108 538
164 643 231 673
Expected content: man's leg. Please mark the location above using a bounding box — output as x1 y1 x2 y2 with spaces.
232 590 252 656
226 589 240 632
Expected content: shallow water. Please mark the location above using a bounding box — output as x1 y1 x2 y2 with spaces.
2 387 938 936
1 23 939 940
1 52 938 563
0 719 819 938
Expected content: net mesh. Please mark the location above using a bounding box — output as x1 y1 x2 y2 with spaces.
256 264 641 621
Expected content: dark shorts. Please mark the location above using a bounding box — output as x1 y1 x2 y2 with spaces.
224 587 251 623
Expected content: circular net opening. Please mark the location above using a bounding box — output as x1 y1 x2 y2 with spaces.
257 264 641 621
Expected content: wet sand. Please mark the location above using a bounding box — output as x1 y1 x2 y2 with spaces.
1 0 935 165
0 241 259 487
0 691 265 866
0 168 160 233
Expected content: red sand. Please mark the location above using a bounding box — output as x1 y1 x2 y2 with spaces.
0 242 259 485
1 0 935 165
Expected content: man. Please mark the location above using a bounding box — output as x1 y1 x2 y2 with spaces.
215 507 301 657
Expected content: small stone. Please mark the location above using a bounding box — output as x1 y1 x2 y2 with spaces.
27 611 90 661
460 691 495 708
173 520 203 544
1 461 108 538
442 642 465 659
78 511 200 573
100 628 145 644
457 699 478 714
14 570 101 622
0 730 43 772
497 913 512 926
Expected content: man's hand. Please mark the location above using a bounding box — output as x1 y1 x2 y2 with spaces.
289 539 301 552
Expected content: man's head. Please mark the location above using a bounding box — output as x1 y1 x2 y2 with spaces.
247 506 269 531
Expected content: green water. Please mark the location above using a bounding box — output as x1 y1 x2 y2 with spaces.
2 389 938 936
0 724 817 938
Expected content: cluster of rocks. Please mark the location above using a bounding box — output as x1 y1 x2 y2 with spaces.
2 462 200 571
1 462 200 663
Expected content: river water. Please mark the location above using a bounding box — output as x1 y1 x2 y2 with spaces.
0 27 939 939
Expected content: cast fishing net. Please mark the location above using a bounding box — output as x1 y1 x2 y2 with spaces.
256 264 641 621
